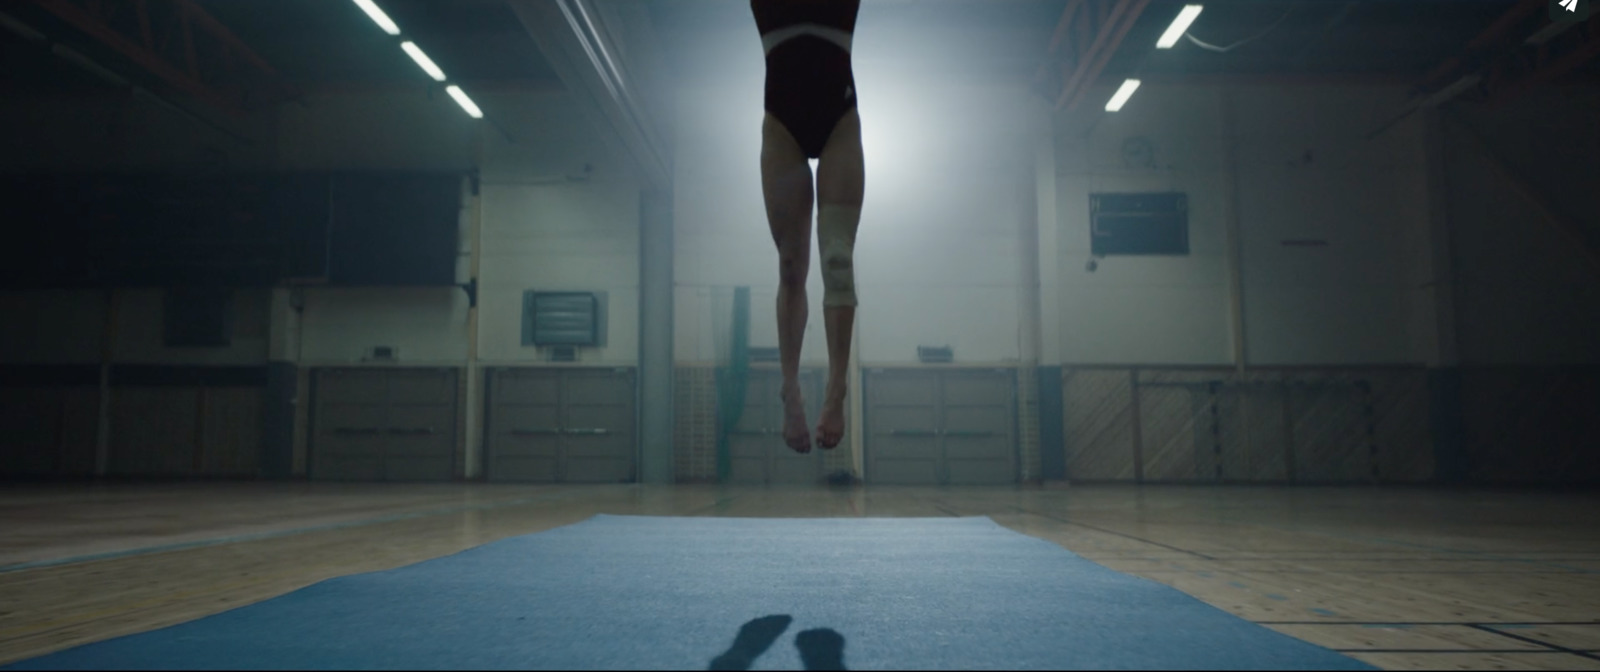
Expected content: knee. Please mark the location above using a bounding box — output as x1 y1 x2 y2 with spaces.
778 249 809 287
819 241 855 303
817 205 859 307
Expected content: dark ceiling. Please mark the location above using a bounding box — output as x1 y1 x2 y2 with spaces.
1118 0 1524 79
0 0 560 109
0 0 1594 118
194 0 558 87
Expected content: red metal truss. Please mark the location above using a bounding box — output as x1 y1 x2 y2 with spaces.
1035 0 1153 112
1485 13 1600 104
1416 0 1600 106
25 0 298 115
1035 0 1091 86
1416 0 1544 95
1060 0 1152 111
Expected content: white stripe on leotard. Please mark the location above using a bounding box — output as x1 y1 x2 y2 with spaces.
761 23 853 56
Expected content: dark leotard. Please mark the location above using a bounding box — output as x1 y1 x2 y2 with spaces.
750 0 861 159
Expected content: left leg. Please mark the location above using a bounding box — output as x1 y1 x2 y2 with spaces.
812 106 864 449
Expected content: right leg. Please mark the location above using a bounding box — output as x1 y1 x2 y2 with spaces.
760 112 816 453
812 107 864 450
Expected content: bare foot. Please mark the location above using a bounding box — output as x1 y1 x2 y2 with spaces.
815 381 846 450
781 381 811 453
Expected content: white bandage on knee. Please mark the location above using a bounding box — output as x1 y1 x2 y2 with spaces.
817 204 861 307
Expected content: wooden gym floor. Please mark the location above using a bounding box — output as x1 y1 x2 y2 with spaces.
2 483 1598 670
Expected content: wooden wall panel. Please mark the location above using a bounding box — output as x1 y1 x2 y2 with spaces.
1462 367 1600 483
109 388 198 476
1216 372 1291 482
1370 369 1433 482
1061 368 1136 480
0 387 65 476
199 388 263 477
1138 370 1227 482
1288 372 1373 483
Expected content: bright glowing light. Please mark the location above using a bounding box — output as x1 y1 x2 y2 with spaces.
1105 79 1141 112
400 41 447 81
446 85 483 118
1156 5 1204 48
351 0 401 36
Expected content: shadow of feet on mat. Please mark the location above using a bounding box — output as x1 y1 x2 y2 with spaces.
708 616 848 671
795 628 846 671
709 615 793 670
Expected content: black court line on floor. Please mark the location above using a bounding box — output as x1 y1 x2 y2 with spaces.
1333 649 1570 654
1008 507 1218 561
1123 569 1594 575
1257 621 1600 660
1468 624 1600 662
1255 621 1600 626
0 489 597 575
1216 520 1600 574
1141 554 1600 560
685 496 741 517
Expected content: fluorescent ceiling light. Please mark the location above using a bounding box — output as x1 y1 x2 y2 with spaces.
446 85 483 118
1157 5 1203 48
351 0 401 36
1105 79 1141 112
400 41 446 81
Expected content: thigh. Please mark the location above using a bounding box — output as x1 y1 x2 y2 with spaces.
814 107 863 207
761 113 816 248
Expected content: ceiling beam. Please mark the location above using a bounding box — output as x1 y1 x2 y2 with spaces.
1291 1 1360 67
1416 0 1542 95
509 0 670 194
1448 112 1600 281
1034 0 1090 89
1487 13 1600 105
1057 0 1152 111
292 78 567 97
24 0 298 115
1371 1 1593 138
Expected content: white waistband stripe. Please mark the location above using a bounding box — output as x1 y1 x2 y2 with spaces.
761 23 853 55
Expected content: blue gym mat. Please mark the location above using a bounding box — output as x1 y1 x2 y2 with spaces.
7 515 1374 670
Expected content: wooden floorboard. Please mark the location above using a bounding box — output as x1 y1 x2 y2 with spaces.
1 483 1597 669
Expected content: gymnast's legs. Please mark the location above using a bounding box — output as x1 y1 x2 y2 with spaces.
759 108 863 453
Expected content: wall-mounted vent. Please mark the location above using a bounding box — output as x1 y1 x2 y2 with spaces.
524 291 601 347
548 345 578 362
749 347 780 363
917 346 953 363
1091 192 1189 256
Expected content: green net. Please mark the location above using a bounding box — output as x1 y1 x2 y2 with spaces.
714 286 751 483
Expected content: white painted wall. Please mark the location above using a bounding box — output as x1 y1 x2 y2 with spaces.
1055 85 1232 365
0 288 271 366
0 92 275 172
295 287 470 365
1445 88 1600 365
477 179 641 365
275 91 476 172
0 291 106 364
285 89 638 367
112 289 271 365
1054 83 1433 366
1 82 636 372
1235 85 1428 365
